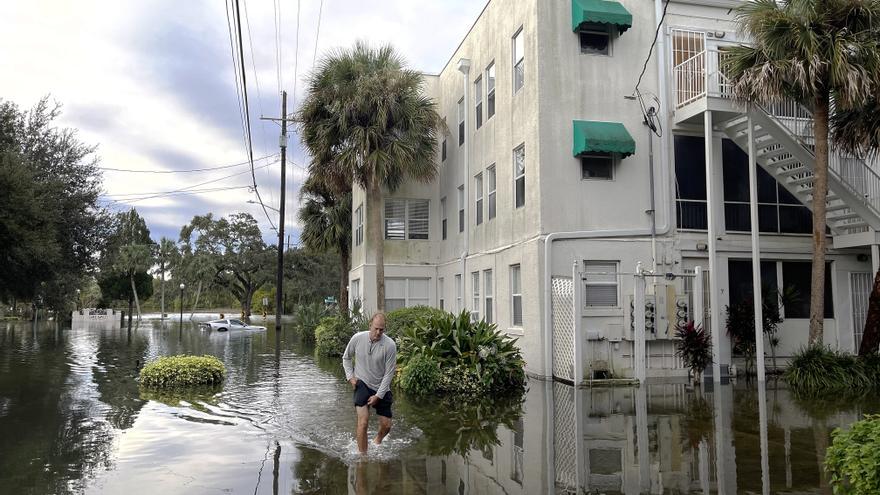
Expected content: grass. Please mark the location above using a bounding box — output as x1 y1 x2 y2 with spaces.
784 346 880 397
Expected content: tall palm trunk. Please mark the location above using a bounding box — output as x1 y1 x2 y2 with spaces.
190 280 202 320
858 268 880 356
127 293 133 330
160 261 166 321
809 96 830 346
367 175 385 312
339 248 350 315
130 274 142 326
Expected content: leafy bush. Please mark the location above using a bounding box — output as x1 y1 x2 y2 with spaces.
784 346 880 396
674 321 712 381
385 305 446 342
826 415 880 494
315 315 357 357
294 302 327 343
139 355 225 388
398 354 441 395
398 310 525 396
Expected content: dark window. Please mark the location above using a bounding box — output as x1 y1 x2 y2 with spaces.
442 138 447 161
579 23 611 55
458 185 465 233
474 76 483 129
782 262 834 318
728 259 778 311
674 135 707 229
441 197 447 240
458 98 465 146
581 154 613 180
514 145 525 208
486 63 496 119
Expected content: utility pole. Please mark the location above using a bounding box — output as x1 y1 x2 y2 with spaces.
276 91 288 330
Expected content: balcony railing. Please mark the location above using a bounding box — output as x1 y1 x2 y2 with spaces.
673 48 732 109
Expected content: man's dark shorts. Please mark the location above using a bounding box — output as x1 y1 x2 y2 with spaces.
353 379 393 418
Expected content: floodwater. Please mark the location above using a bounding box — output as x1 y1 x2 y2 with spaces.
0 319 877 494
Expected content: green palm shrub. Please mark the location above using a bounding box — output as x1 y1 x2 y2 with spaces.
315 315 357 357
139 355 225 388
826 415 880 494
674 321 712 382
398 354 440 395
295 302 327 343
398 310 525 395
385 305 446 342
784 346 876 396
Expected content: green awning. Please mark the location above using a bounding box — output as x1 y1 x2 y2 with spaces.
573 120 636 158
571 0 633 33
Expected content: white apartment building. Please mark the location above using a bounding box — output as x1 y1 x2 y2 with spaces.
349 0 877 381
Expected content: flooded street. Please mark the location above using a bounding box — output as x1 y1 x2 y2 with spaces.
1 319 877 494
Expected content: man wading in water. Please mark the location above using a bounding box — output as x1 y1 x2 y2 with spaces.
342 312 396 454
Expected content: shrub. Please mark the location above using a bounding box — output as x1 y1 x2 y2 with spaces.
784 346 875 396
398 310 526 395
399 354 441 395
139 355 225 388
674 321 712 381
385 305 446 342
826 415 880 494
294 302 327 343
315 315 357 357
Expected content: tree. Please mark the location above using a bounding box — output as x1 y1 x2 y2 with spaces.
0 97 109 310
297 42 442 311
283 247 339 309
725 0 880 346
155 237 177 320
179 213 272 317
97 209 154 329
298 174 352 314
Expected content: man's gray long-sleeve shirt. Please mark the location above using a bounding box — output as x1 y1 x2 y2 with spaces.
342 331 397 399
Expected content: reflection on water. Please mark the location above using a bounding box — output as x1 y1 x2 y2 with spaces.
1 319 878 494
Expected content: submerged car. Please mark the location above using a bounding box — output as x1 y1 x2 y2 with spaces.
202 318 267 332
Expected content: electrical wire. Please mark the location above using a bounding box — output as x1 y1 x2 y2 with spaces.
101 185 254 205
312 0 323 66
101 160 277 200
97 154 277 174
633 0 670 96
273 0 282 93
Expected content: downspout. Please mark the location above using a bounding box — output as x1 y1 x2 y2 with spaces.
458 58 471 306
541 1 673 378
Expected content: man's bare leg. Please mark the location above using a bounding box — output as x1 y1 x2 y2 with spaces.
356 406 369 454
373 415 392 445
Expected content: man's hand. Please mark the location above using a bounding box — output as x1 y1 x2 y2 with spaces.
349 377 358 388
367 395 379 407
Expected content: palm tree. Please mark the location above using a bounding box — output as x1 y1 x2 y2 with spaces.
298 174 353 314
724 0 880 345
297 41 442 312
115 243 152 327
155 237 176 322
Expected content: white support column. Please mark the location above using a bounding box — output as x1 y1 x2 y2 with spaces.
694 266 705 331
574 386 585 492
872 244 879 275
634 273 647 384
573 261 584 385
705 112 723 382
635 385 650 493
758 382 771 495
747 113 767 382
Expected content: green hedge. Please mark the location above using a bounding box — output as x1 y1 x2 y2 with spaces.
826 415 880 494
315 315 357 357
139 355 225 388
385 305 446 342
785 346 880 396
294 302 327 343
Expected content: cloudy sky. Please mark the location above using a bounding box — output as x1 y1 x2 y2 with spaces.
2 0 486 245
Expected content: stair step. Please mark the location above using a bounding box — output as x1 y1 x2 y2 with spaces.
807 193 839 203
768 157 801 169
826 203 850 213
788 175 816 187
837 219 868 230
721 117 749 132
829 211 861 221
759 147 791 160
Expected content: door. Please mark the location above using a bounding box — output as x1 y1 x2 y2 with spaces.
850 272 872 353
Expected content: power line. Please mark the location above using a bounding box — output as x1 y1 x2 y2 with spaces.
101 161 277 200
97 154 277 174
312 0 324 66
233 0 277 232
101 185 253 205
291 0 302 110
633 0 670 95
273 0 282 93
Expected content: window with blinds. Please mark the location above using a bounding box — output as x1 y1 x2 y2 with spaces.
510 264 522 326
384 198 429 240
384 277 430 311
584 261 619 307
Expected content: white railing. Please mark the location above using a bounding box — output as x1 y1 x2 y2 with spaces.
673 48 732 109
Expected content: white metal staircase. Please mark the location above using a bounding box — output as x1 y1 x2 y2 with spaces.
672 45 880 244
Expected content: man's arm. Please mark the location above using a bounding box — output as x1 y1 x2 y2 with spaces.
342 333 357 382
374 343 397 399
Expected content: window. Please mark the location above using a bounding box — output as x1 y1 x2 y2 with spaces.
579 22 611 55
782 261 834 318
384 199 429 240
384 278 430 311
581 154 613 180
442 138 447 162
441 196 447 240
487 165 497 220
510 264 522 326
722 139 812 234
458 97 465 145
674 135 708 230
458 185 465 233
513 145 525 208
584 261 619 307
484 269 494 324
486 62 496 119
455 274 463 312
475 173 484 225
439 277 445 311
354 204 364 246
350 279 360 306
472 271 480 321
513 28 525 93
474 76 483 129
